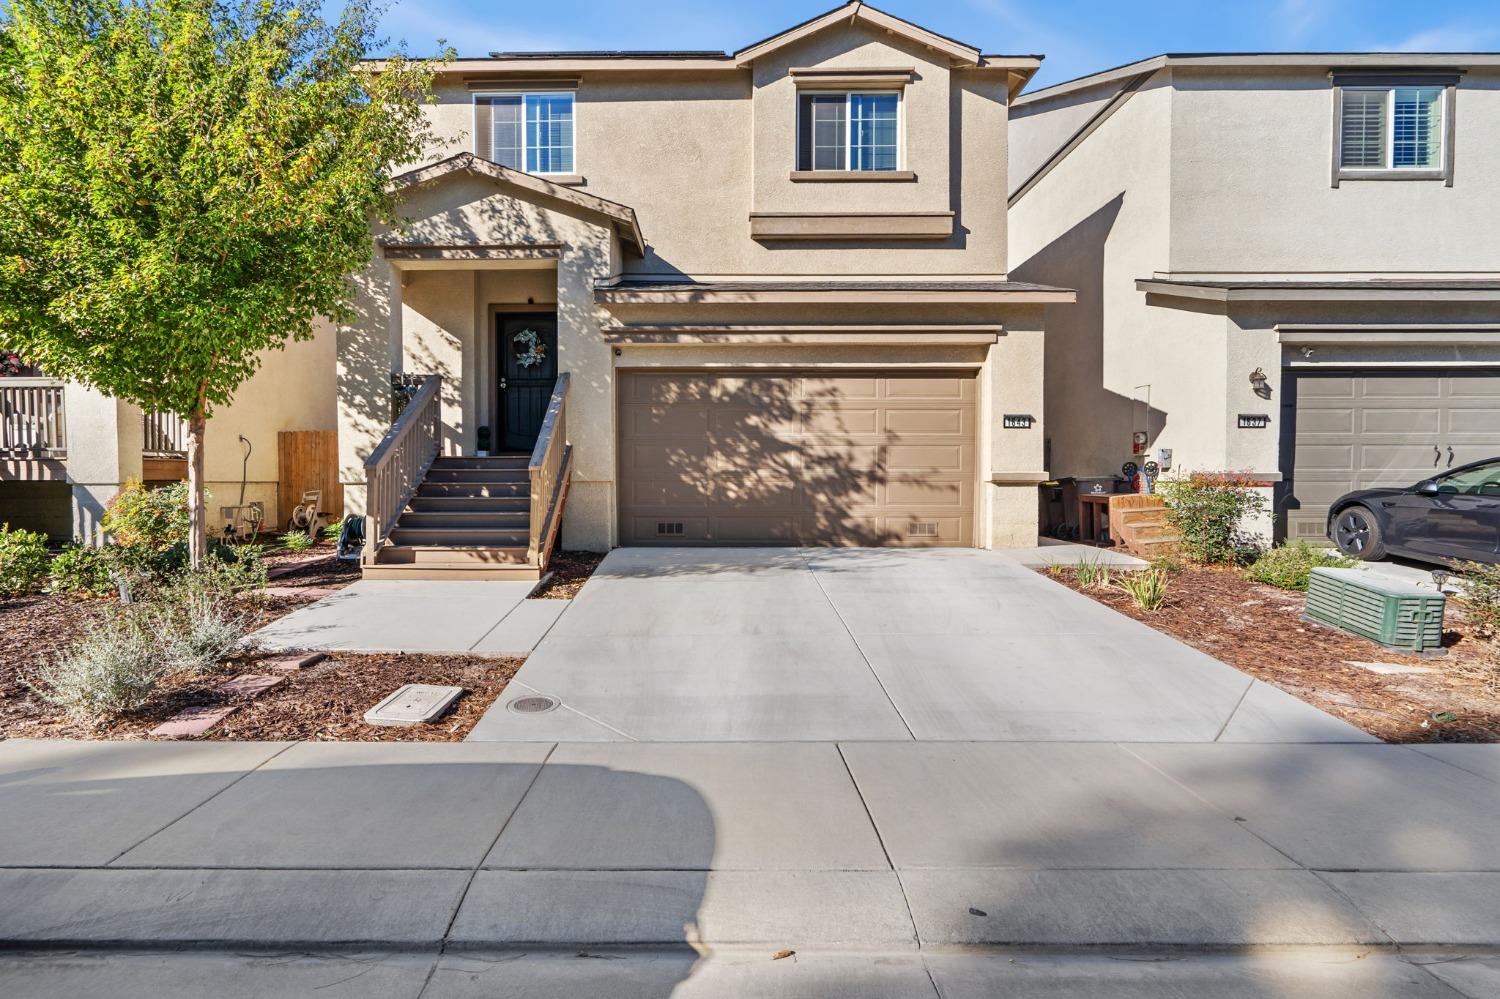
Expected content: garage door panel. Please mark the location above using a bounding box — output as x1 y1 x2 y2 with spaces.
623 405 709 437
1361 409 1441 434
1286 371 1500 542
1448 377 1500 399
1450 409 1500 434
619 372 976 547
883 377 970 400
885 478 969 509
803 406 881 436
885 408 967 435
1362 377 1444 398
1295 409 1355 435
1297 377 1355 399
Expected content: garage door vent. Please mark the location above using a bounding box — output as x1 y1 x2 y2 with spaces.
656 521 685 538
908 522 939 538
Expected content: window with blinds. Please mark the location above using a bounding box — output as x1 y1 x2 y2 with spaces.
474 93 574 174
797 91 899 171
1338 85 1443 172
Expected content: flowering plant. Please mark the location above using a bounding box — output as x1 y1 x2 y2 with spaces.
0 350 26 376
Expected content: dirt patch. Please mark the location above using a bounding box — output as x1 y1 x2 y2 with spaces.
532 549 605 599
1047 564 1500 743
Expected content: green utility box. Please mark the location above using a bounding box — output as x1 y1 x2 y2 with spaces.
1304 567 1446 655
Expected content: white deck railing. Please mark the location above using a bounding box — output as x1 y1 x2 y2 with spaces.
0 379 67 457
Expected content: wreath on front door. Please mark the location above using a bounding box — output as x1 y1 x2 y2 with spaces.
513 328 547 368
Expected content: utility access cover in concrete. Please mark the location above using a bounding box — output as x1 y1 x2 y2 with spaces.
364 685 465 727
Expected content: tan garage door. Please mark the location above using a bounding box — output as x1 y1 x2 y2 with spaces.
619 371 977 546
1285 371 1500 540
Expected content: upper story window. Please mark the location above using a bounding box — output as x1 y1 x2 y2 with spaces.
797 92 899 172
1332 72 1458 186
474 93 575 175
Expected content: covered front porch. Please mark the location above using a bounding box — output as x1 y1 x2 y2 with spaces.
341 154 643 578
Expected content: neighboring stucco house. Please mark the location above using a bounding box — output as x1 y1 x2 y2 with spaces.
339 3 1072 577
1 335 336 543
1008 53 1500 542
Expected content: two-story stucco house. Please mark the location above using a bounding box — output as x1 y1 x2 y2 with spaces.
1008 53 1500 543
340 2 1072 577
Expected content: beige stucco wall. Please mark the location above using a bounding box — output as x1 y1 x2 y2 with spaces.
419 22 1013 277
1009 81 1232 481
1168 67 1500 276
1008 79 1118 196
30 323 338 543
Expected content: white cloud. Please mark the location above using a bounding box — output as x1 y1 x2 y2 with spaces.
1273 0 1332 45
1378 22 1500 52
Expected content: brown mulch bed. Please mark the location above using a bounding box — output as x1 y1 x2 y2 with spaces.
531 549 605 599
1048 564 1500 743
0 553 512 743
2 646 520 742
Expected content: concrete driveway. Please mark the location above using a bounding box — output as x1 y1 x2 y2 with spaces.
470 547 1371 743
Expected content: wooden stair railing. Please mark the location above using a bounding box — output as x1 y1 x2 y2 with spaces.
527 372 572 570
363 375 442 565
0 379 67 458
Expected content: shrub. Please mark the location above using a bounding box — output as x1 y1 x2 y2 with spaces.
280 529 315 552
153 591 255 673
0 523 50 597
28 613 165 720
1074 553 1113 589
1244 541 1357 591
1158 472 1270 566
1149 551 1185 574
322 515 346 540
103 479 189 551
48 544 115 597
1119 568 1170 611
1458 561 1500 640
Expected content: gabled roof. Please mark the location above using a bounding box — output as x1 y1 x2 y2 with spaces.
387 153 645 254
1016 51 1500 107
733 2 981 68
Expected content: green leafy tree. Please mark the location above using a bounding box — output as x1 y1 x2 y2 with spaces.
0 0 441 563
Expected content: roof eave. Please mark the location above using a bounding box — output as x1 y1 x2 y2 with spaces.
388 153 646 255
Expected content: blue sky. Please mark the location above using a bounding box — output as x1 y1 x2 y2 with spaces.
377 0 1500 91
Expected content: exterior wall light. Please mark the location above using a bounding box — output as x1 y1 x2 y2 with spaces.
1249 367 1271 399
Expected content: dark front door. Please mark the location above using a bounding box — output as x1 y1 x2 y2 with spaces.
498 314 558 452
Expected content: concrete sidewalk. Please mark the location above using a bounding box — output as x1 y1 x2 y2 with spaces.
250 580 567 656
3 738 1499 991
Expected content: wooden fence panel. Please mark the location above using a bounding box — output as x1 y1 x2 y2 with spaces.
277 430 344 529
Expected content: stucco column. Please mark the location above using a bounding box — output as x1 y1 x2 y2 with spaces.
62 385 141 543
337 258 398 516
982 306 1048 549
557 232 619 552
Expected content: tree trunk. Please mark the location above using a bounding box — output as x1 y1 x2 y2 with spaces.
187 410 207 568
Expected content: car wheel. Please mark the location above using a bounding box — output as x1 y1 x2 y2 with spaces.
1332 505 1386 560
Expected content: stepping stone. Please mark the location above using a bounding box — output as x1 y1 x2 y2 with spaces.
262 652 327 673
149 704 238 739
216 674 285 698
1347 660 1438 676
364 684 465 727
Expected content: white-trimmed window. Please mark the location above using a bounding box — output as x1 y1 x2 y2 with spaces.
1333 73 1457 185
797 91 899 171
474 93 575 174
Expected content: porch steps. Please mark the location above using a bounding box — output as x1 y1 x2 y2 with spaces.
363 455 544 581
1107 495 1183 557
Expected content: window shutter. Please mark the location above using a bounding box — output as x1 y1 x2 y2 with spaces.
474 99 492 159
1340 90 1386 169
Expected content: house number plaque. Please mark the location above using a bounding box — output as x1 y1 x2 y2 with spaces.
1238 414 1271 429
1002 414 1035 429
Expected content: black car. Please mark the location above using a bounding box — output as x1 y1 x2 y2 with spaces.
1327 457 1500 565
